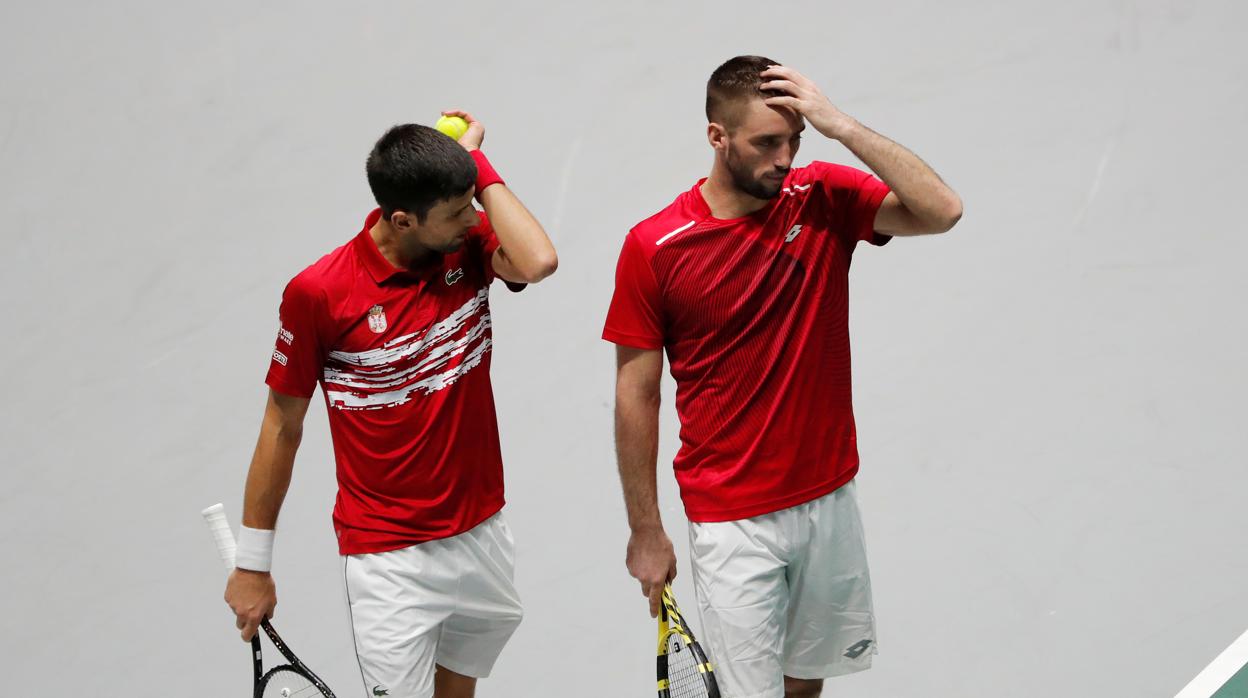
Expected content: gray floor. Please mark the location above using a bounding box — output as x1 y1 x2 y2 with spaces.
2 1 1246 696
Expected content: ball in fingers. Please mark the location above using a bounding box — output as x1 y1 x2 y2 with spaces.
435 115 469 140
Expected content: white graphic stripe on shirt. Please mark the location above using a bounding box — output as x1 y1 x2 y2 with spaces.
655 220 696 246
324 338 492 409
328 289 488 368
322 288 492 410
323 316 491 390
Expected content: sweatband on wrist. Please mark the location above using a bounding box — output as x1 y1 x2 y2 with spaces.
471 149 504 196
235 526 275 572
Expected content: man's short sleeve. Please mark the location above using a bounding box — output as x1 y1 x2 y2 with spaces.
470 210 525 292
602 233 664 350
812 161 893 246
265 277 328 398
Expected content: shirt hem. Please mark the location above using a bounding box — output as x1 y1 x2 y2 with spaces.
336 500 506 556
602 328 663 350
861 182 892 246
265 376 316 399
683 466 859 523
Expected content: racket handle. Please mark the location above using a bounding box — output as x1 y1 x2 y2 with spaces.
201 503 238 570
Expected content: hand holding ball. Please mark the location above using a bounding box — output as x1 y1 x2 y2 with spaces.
435 111 485 153
435 115 469 141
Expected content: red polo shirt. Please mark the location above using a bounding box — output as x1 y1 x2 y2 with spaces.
266 208 513 554
603 162 891 522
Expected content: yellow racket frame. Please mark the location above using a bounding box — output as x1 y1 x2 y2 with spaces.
656 584 719 698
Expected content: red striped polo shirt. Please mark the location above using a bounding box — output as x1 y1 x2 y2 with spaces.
603 161 891 522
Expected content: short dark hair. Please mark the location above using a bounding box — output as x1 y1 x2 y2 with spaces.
705 55 783 127
366 124 476 222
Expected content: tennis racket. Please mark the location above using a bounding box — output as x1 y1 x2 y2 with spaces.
202 503 337 698
657 584 721 698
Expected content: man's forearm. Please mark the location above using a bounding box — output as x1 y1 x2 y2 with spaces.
240 412 302 530
838 121 962 227
614 392 662 532
479 184 557 282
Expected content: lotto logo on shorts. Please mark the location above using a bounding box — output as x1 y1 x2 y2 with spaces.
272 349 288 366
843 639 873 659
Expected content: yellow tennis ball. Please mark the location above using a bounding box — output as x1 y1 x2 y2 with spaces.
435 115 469 140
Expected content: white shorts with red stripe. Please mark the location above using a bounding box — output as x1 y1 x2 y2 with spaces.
343 512 523 698
688 480 877 698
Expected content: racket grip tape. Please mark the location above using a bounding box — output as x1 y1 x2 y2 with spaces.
201 503 238 570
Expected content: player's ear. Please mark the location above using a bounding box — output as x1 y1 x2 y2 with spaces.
707 122 728 152
390 210 413 230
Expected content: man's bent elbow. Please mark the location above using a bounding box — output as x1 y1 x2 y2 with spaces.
516 252 559 284
930 197 963 234
531 252 559 281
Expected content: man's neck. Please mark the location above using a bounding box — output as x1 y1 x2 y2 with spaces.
699 162 772 220
369 218 436 270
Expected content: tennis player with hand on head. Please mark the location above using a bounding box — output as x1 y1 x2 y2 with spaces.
604 56 962 698
222 111 557 698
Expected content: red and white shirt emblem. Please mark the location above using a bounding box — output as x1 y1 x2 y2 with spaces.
366 304 387 333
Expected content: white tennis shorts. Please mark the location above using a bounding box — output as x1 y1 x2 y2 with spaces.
688 480 876 698
343 512 523 698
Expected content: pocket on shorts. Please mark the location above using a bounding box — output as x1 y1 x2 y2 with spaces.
496 513 514 543
487 514 517 574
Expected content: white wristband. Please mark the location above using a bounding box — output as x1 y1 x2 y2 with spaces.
235 526 275 572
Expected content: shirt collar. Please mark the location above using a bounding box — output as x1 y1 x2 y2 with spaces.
353 208 441 284
689 177 779 223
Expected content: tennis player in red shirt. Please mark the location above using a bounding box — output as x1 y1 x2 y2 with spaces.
223 112 556 698
604 56 962 698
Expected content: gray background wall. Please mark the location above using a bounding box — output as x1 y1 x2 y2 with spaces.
2 1 1245 696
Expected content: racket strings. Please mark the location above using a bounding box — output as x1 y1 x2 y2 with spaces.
665 634 711 698
261 667 324 698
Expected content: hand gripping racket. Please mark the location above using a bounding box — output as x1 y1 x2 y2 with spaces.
202 503 337 698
